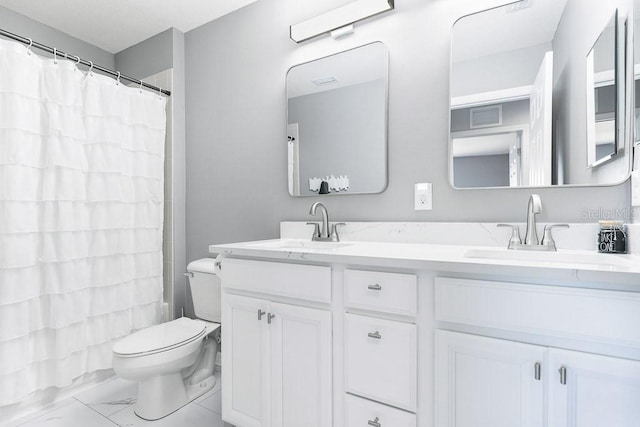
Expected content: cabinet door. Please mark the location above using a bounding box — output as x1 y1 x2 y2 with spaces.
269 302 332 427
549 349 640 427
222 294 270 427
436 330 546 427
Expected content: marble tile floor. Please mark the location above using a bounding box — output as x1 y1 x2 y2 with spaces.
4 371 233 427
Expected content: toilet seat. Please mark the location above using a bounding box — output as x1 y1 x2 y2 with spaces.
113 317 206 358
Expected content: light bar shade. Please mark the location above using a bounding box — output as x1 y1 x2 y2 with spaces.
290 0 394 43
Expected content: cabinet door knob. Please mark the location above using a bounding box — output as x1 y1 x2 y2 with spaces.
368 417 381 427
368 331 382 340
267 313 276 324
258 309 266 321
368 284 382 291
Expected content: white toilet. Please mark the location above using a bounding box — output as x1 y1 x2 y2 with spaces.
112 258 221 420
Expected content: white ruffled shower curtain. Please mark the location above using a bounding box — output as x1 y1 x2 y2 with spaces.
0 38 166 406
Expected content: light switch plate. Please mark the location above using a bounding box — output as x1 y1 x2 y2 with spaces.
415 182 433 210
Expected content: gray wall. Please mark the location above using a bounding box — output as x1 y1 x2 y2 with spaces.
184 0 632 261
114 28 174 79
288 79 386 194
0 5 113 68
454 154 510 188
115 29 188 319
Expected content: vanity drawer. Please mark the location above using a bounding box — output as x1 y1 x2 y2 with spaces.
221 258 331 303
345 393 416 427
436 277 640 350
344 269 417 316
344 313 417 411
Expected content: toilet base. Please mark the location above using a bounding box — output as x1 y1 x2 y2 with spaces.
135 372 190 420
114 323 220 421
186 373 216 402
133 372 217 420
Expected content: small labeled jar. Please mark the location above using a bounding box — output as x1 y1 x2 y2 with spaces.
598 220 627 254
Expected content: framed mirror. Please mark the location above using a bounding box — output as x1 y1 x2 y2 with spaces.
286 42 388 197
450 0 630 189
586 12 618 167
635 0 640 147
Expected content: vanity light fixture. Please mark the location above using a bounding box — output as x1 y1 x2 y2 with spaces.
290 0 394 43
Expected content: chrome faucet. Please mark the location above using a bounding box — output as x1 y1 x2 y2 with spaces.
308 202 345 242
497 194 569 251
524 194 542 245
309 202 329 239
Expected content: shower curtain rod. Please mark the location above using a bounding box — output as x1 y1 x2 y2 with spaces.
0 27 171 96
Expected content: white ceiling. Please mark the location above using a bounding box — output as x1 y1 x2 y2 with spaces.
0 0 259 53
452 0 567 63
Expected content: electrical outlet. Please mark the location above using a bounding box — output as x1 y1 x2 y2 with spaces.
632 171 640 207
415 183 433 210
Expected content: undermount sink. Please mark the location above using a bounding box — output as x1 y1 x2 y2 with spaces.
248 239 352 251
464 248 631 268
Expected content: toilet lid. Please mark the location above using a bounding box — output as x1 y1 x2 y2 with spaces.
113 317 206 356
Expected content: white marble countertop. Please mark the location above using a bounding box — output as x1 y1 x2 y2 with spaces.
209 239 640 289
208 222 640 289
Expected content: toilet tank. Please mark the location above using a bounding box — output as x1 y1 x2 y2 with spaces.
187 258 221 322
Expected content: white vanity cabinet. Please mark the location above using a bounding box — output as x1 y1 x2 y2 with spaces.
437 331 640 427
436 331 545 427
345 313 417 411
344 269 418 423
435 277 640 427
221 259 332 427
212 234 640 427
548 349 640 427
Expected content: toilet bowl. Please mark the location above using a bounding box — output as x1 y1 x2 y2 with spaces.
112 258 221 420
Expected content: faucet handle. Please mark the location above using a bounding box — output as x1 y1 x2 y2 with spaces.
541 224 569 250
331 223 346 242
306 222 320 238
497 224 522 249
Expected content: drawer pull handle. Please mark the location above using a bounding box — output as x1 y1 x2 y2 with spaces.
534 362 541 381
559 366 567 385
368 331 382 339
258 309 266 321
368 284 382 291
368 417 381 427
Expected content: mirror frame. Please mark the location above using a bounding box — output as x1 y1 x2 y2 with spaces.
285 41 389 197
587 10 619 168
448 3 632 190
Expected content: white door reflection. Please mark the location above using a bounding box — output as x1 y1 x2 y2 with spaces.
452 128 525 188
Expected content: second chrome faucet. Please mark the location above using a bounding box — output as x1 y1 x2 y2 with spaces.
308 202 345 242
498 194 569 251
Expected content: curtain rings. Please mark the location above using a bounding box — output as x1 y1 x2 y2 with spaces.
53 47 58 64
25 38 33 55
88 61 94 76
116 71 121 86
70 55 80 72
139 80 144 94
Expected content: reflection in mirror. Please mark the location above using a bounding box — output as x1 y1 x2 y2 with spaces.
635 0 640 146
587 12 617 167
450 0 629 189
286 42 388 197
